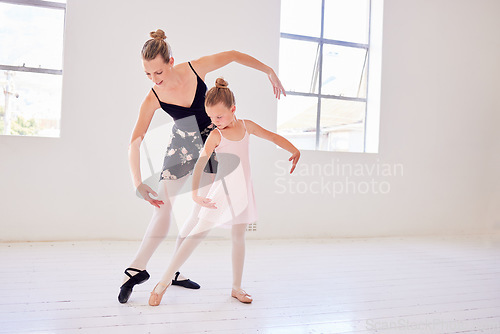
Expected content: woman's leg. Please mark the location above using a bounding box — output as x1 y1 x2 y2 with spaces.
119 176 190 303
125 176 188 280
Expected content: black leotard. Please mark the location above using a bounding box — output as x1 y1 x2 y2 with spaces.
151 62 217 181
151 62 211 131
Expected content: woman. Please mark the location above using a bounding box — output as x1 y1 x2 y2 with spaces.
118 29 285 303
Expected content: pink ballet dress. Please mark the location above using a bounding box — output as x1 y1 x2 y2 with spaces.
194 119 257 234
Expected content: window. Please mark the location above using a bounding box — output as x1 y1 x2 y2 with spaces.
0 0 66 137
278 0 383 153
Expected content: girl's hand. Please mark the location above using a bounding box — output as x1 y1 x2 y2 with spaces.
137 183 164 208
268 70 286 99
289 150 300 174
193 195 217 209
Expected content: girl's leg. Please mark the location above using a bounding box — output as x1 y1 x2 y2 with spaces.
230 223 253 303
174 172 215 251
231 223 247 290
150 171 214 296
151 228 211 297
170 172 214 280
161 221 248 288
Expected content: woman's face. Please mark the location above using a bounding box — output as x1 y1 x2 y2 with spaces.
206 103 236 129
143 55 172 86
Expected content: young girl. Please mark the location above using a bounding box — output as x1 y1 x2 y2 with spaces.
148 78 300 306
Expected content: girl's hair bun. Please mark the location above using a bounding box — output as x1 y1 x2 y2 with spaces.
150 29 166 41
205 77 235 108
215 77 229 89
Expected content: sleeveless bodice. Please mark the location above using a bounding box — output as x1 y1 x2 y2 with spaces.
151 62 211 131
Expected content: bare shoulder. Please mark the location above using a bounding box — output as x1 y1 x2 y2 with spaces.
187 58 206 79
189 57 202 69
173 61 191 75
171 61 204 83
206 128 221 146
190 51 235 79
242 119 259 134
141 88 160 112
198 128 221 155
242 119 276 141
190 55 210 69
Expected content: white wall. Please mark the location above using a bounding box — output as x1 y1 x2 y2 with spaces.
0 0 499 241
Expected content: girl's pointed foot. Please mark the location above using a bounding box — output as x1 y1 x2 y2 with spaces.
231 288 253 303
149 282 170 306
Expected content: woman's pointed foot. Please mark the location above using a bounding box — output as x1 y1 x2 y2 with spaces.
171 271 200 289
118 268 150 304
231 288 253 304
149 282 170 306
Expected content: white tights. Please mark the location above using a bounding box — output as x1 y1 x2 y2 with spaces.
127 172 248 291
156 222 247 291
128 173 213 274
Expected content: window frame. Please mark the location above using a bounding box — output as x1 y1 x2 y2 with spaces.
0 0 66 137
0 0 65 76
279 0 373 152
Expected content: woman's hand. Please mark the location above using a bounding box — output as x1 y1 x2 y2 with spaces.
289 150 300 174
193 51 287 99
136 183 164 208
193 195 217 209
268 70 286 99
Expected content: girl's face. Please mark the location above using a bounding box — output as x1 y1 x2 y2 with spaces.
206 103 236 129
143 54 173 86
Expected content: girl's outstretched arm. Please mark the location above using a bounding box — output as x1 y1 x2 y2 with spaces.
245 120 300 174
192 130 220 208
191 51 285 99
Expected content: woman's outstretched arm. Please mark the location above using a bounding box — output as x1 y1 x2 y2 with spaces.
191 51 285 99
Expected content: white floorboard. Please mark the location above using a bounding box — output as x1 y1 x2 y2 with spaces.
1 235 500 333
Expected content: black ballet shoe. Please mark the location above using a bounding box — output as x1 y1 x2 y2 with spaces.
118 268 150 303
171 271 200 289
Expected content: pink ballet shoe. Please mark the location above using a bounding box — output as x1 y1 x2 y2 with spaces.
231 288 253 303
149 282 169 306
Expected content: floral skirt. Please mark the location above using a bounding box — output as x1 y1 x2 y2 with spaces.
160 123 218 181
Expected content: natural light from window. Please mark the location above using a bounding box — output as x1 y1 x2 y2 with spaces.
278 0 383 153
0 0 66 137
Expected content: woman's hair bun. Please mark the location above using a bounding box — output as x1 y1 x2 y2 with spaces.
215 77 229 89
150 29 166 41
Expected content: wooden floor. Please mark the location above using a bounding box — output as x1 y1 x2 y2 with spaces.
1 235 500 333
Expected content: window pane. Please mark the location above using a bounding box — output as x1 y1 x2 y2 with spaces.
279 39 320 94
322 44 368 98
324 0 370 44
0 3 65 69
280 0 322 37
0 70 62 137
278 95 318 150
319 99 365 152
